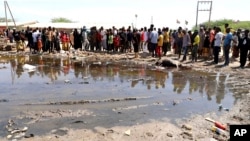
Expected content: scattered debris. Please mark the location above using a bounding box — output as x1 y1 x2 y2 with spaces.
107 129 114 133
173 100 178 106
23 64 36 71
181 131 193 140
71 120 85 124
24 134 34 138
232 115 244 121
64 79 71 84
124 130 131 136
205 118 227 130
5 119 29 140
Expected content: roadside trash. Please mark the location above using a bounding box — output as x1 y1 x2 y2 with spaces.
23 64 36 71
205 118 227 130
211 126 226 135
64 79 71 84
223 108 229 111
218 104 223 111
124 130 131 136
93 61 101 65
173 100 178 106
5 119 29 140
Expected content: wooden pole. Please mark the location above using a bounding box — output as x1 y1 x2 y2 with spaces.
195 1 199 28
4 1 8 29
5 1 16 28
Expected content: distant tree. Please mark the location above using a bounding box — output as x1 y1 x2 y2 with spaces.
0 17 13 22
51 17 73 23
192 19 250 32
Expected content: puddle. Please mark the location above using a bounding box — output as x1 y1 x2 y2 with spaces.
0 54 242 137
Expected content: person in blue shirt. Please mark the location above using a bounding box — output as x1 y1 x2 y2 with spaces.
223 28 232 66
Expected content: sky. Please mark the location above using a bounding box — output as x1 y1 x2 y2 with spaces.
0 0 249 29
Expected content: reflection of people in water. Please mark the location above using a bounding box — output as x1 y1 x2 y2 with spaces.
215 73 226 104
16 56 26 78
62 58 70 75
172 72 187 94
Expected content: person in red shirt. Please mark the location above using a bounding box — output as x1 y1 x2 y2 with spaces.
96 29 102 51
209 27 216 59
113 35 120 52
139 28 144 51
61 32 68 51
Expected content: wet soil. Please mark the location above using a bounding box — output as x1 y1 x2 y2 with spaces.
0 49 249 141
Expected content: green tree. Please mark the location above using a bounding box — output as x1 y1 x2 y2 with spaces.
192 19 250 32
0 17 13 22
51 17 73 23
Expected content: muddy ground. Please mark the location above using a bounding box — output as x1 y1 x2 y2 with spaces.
0 49 250 141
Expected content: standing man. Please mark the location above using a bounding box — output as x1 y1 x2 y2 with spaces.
163 27 170 56
181 30 191 61
198 27 205 58
157 30 163 59
223 28 232 66
82 26 89 51
213 27 223 64
191 30 200 62
239 29 250 69
150 28 158 57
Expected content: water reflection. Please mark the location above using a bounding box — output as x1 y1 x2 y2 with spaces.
0 55 233 104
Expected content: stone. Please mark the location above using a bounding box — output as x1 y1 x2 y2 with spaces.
124 130 131 136
182 124 192 130
146 132 153 137
166 133 173 137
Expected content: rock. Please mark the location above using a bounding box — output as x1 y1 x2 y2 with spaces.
107 129 114 133
11 129 21 134
79 82 89 84
64 79 71 83
0 99 9 102
182 124 192 130
124 130 131 136
166 133 173 137
173 100 178 106
124 98 136 101
6 134 12 139
181 131 193 138
24 134 34 138
146 132 153 137
22 126 28 132
13 132 26 139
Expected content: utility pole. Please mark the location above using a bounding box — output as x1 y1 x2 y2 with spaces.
4 1 16 29
195 0 213 28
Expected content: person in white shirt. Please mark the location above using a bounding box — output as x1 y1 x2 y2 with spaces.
100 27 107 51
213 27 223 64
32 29 40 53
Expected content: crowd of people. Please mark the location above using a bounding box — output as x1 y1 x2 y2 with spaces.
0 23 250 68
